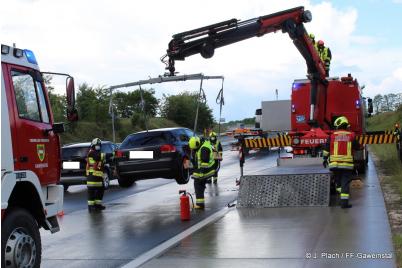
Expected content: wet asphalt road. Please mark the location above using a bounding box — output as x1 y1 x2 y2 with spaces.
41 146 396 268
41 145 276 267
143 155 396 268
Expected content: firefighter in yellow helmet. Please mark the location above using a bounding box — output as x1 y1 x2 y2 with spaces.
322 116 358 209
86 138 106 212
189 136 216 209
317 40 332 77
208 131 223 184
309 33 318 51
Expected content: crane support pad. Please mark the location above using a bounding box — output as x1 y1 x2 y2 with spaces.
237 167 330 207
244 134 291 148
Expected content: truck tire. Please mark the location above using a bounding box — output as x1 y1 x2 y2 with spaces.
2 208 41 268
175 158 190 185
117 176 135 188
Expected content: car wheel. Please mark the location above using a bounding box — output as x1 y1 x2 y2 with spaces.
175 158 190 185
103 170 110 190
2 208 41 268
117 176 135 188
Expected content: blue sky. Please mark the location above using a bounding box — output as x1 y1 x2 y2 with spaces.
2 0 401 121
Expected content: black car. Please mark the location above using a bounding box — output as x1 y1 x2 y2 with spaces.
114 127 193 187
60 141 118 191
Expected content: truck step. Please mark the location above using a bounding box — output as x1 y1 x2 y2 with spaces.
237 167 331 207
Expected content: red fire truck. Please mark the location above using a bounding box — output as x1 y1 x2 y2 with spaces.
1 44 77 267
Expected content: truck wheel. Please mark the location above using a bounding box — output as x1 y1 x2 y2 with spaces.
175 158 190 185
117 176 135 188
2 208 41 268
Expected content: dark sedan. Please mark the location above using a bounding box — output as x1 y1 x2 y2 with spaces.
60 141 118 191
114 127 193 187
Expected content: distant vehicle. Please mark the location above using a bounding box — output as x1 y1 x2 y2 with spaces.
60 141 118 191
114 127 193 187
255 100 291 132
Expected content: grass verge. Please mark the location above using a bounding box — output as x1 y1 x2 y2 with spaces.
368 108 402 267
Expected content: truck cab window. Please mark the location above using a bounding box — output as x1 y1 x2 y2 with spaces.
36 82 50 123
11 70 49 123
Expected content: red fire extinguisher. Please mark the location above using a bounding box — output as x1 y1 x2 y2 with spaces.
179 190 193 221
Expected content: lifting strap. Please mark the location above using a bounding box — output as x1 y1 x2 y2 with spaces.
139 85 149 132
216 78 225 138
193 77 206 133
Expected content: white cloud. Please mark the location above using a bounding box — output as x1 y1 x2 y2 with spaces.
1 0 399 120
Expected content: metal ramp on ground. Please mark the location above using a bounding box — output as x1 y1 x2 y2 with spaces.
237 165 331 207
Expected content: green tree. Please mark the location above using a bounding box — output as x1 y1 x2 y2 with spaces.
113 88 158 118
161 91 214 132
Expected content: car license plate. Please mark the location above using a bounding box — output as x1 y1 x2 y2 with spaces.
129 151 153 159
63 161 80 169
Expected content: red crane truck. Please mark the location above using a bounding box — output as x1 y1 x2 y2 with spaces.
1 44 78 267
162 6 398 171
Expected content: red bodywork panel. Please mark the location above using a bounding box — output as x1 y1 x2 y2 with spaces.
2 63 61 185
291 77 363 134
290 76 364 150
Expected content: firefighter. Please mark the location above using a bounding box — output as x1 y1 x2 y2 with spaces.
317 40 332 77
309 33 318 50
189 136 216 209
323 116 358 209
209 131 223 184
86 138 106 212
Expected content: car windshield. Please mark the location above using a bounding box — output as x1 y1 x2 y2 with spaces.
62 146 90 159
120 132 170 149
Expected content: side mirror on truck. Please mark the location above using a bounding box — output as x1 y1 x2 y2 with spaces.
367 98 373 117
66 76 78 122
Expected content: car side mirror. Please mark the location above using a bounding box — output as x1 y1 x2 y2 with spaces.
180 134 189 142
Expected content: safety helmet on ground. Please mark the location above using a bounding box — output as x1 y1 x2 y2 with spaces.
334 116 349 129
209 131 217 143
189 136 201 150
91 138 102 150
318 40 324 46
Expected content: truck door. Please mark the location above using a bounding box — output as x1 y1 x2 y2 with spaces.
4 64 60 185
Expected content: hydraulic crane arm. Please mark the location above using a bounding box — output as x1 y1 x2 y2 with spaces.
163 6 328 125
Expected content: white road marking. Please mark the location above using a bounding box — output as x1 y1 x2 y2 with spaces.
121 206 233 268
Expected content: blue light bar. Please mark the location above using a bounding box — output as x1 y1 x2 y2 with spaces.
292 83 303 90
24 49 38 65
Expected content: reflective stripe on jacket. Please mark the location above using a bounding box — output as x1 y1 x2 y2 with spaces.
86 149 105 177
192 141 216 179
328 130 355 170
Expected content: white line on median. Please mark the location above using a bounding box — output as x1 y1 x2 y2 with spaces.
121 206 233 268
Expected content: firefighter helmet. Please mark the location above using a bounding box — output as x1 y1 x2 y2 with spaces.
189 136 201 150
334 116 349 129
209 131 217 143
91 138 102 149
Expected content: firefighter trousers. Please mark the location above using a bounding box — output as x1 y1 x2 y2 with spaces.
194 178 206 208
332 169 353 200
87 175 104 206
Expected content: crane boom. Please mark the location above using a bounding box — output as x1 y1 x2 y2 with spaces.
163 6 328 126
